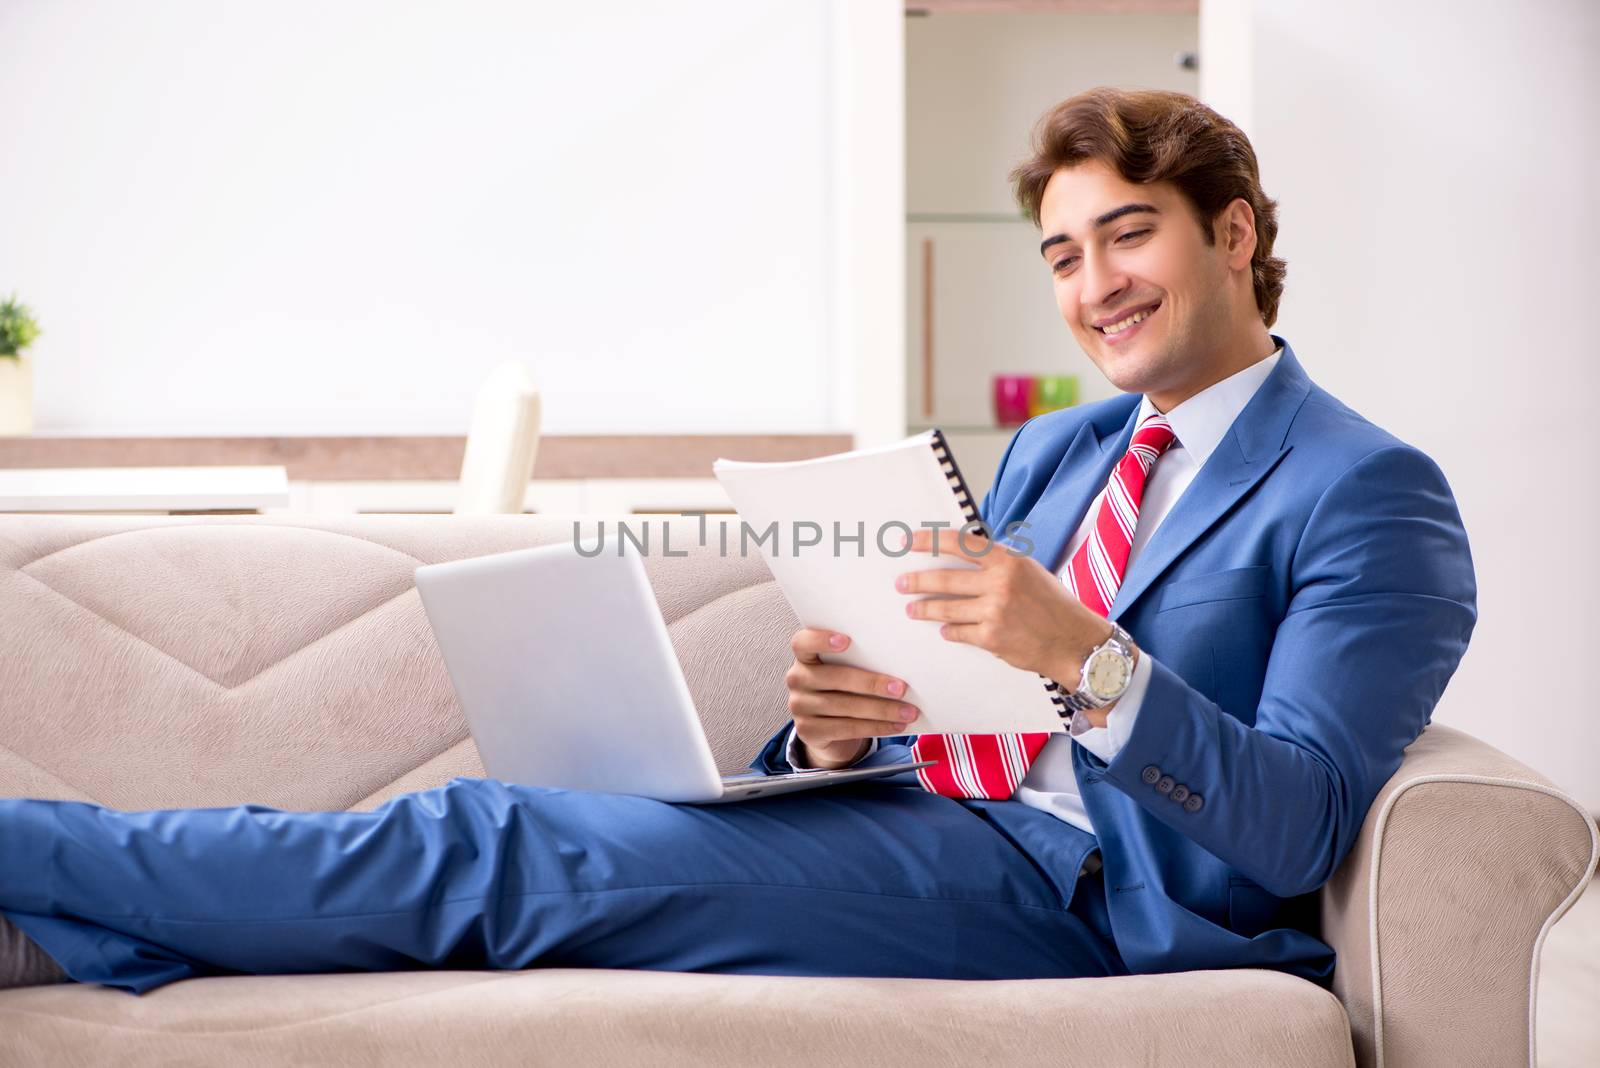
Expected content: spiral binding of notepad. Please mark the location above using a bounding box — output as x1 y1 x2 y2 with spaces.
928 428 1073 726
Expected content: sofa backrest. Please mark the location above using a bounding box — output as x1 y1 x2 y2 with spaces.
0 515 796 812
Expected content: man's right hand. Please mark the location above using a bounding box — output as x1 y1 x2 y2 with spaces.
785 628 920 769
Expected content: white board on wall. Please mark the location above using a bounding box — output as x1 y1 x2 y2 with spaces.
0 0 841 435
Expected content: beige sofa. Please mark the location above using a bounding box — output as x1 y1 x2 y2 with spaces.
0 514 1593 1068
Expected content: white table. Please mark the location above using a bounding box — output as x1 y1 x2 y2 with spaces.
0 466 290 514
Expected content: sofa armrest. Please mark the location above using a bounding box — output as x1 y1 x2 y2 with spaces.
1320 723 1597 1068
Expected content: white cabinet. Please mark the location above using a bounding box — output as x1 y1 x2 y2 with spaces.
905 10 1201 217
906 217 1113 432
902 8 1200 450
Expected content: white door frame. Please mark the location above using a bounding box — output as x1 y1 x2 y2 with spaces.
828 0 906 448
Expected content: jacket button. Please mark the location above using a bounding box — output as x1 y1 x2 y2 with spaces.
1156 775 1175 795
1171 784 1190 803
1141 765 1161 785
1183 793 1204 814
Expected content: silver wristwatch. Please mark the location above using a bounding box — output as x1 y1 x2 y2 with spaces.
1060 622 1137 712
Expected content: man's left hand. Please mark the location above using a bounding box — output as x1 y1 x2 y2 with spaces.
895 527 1114 697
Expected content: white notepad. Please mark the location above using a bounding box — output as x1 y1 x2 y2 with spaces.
712 430 1069 736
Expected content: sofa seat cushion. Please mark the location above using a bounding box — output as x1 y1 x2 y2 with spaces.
0 967 1355 1067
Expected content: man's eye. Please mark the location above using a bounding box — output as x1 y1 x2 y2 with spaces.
1052 256 1078 274
1117 229 1151 242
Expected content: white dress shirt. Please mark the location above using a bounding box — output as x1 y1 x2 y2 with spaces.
788 348 1284 835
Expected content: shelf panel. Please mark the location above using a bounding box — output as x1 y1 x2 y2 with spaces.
909 423 1024 434
906 213 1031 224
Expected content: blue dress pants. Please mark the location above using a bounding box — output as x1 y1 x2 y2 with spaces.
0 777 1124 994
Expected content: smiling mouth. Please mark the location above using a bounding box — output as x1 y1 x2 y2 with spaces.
1096 302 1160 335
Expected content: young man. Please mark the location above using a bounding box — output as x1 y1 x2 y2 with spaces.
0 88 1474 994
777 87 1476 980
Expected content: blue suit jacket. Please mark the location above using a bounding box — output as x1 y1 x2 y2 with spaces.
751 337 1477 984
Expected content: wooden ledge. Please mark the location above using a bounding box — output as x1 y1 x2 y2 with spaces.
0 434 855 481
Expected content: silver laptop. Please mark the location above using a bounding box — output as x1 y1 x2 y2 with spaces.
413 540 930 804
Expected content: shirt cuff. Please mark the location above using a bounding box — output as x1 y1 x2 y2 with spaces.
785 723 880 771
1068 648 1155 763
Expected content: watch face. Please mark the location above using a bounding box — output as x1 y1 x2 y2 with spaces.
1086 651 1131 700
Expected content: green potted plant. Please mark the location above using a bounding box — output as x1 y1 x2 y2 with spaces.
0 295 42 435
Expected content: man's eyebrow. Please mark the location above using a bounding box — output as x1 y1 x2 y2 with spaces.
1039 203 1162 256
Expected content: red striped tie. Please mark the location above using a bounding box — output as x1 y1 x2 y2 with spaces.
911 413 1177 799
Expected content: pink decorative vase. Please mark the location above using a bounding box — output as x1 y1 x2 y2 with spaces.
992 374 1034 427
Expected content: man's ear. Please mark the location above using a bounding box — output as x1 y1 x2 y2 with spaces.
1216 197 1257 271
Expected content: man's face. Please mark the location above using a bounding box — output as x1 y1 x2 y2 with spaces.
1037 159 1235 405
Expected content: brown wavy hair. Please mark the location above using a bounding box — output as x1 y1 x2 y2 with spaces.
1010 88 1287 327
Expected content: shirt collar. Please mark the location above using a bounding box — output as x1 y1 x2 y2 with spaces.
1135 346 1283 466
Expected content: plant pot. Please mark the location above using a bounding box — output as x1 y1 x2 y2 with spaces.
0 353 35 435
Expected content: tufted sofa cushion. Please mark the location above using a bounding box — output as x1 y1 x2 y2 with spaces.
0 967 1356 1068
0 515 796 812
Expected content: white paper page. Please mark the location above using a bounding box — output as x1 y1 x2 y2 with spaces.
713 433 1065 735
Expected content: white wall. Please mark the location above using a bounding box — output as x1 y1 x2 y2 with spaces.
0 0 861 436
1205 0 1600 807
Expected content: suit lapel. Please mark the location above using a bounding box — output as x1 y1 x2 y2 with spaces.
1108 339 1313 619
1009 404 1141 573
1107 433 1290 618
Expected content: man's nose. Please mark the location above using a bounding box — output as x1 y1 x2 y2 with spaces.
1079 251 1129 319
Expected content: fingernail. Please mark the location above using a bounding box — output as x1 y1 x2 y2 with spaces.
886 679 905 697
894 575 907 591
899 705 918 721
828 634 847 649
